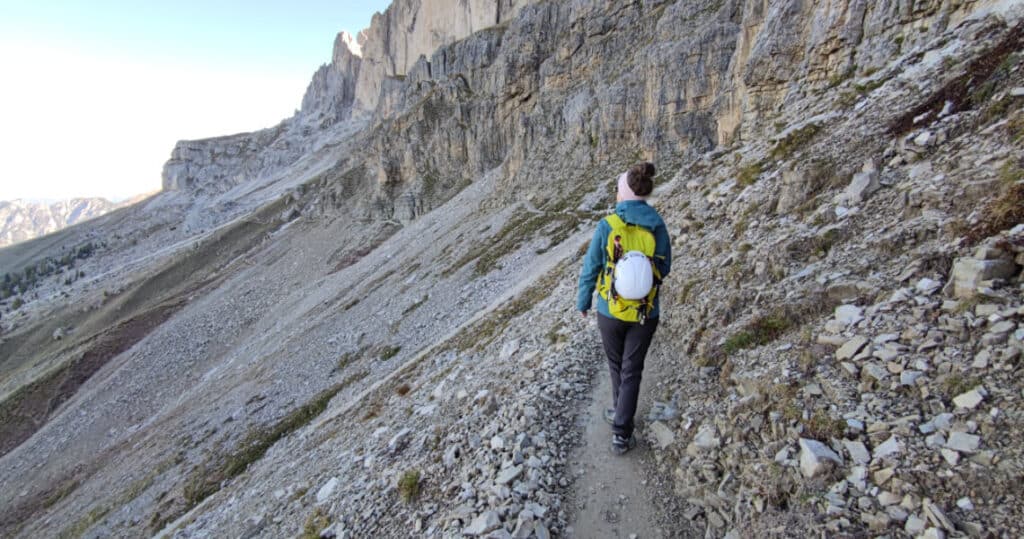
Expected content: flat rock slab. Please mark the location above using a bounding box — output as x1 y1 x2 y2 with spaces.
837 336 869 361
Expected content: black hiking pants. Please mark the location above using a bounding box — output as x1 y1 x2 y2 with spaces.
597 313 659 439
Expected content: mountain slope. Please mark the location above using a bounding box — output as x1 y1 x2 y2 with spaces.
1 1 1023 538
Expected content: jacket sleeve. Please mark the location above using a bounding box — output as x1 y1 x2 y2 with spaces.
576 221 608 312
653 222 671 279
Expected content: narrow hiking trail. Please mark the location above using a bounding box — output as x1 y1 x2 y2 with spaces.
566 321 701 539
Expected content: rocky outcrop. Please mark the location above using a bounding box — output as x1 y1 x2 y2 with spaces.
300 31 362 127
0 198 120 247
160 0 537 201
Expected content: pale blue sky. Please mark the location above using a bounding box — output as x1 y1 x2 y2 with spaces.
0 1 392 200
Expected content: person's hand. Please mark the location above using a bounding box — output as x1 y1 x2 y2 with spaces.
580 310 588 318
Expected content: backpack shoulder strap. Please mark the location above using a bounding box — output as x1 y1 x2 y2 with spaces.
605 213 626 229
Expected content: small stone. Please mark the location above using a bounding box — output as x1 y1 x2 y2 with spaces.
989 320 1016 334
975 304 1000 316
799 438 842 478
873 345 900 361
932 413 954 431
649 421 675 449
861 511 891 531
923 499 954 531
905 515 927 534
872 434 897 461
878 491 901 506
835 305 864 325
873 467 895 486
464 511 501 536
949 257 1017 298
500 340 520 360
972 350 990 369
837 336 869 361
945 431 980 453
316 477 339 504
953 388 985 409
847 466 868 491
842 440 870 465
940 449 960 466
491 436 505 451
818 334 848 346
956 497 974 511
874 333 900 344
862 363 889 383
914 131 933 146
688 424 721 455
496 465 522 485
389 428 412 453
915 278 941 295
900 370 922 386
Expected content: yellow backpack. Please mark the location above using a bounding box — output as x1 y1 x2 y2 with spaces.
597 214 661 324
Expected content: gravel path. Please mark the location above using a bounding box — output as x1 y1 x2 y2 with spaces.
566 319 701 539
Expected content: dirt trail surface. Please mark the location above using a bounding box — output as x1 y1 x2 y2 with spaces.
567 319 700 539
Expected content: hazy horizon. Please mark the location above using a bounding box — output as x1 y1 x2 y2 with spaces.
0 0 392 202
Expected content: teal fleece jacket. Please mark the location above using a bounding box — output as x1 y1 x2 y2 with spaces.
576 200 671 318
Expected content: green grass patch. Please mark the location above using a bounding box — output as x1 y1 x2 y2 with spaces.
676 278 700 304
737 162 763 187
939 374 981 402
379 345 402 361
1006 110 1024 144
402 294 429 315
722 314 793 355
770 124 821 160
300 507 331 539
397 469 421 503
963 165 1024 246
179 383 346 518
449 211 586 277
59 504 110 539
40 478 80 512
802 410 846 441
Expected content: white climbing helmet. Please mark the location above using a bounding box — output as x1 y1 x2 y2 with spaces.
613 251 654 300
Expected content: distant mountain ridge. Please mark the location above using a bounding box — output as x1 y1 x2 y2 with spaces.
0 198 130 247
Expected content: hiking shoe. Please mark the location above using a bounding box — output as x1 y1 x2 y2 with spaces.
603 408 615 425
610 434 636 455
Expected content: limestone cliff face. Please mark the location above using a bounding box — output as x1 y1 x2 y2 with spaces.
301 31 362 126
353 0 537 113
162 0 1007 212
161 0 537 201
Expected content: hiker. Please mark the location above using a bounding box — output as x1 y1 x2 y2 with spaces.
576 162 671 455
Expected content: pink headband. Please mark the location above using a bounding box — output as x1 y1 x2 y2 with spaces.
617 172 645 201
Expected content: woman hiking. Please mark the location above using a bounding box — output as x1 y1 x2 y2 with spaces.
576 162 671 455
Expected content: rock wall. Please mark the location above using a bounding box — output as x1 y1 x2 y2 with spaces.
300 31 362 127
159 0 1016 216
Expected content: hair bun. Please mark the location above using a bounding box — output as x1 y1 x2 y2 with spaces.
626 161 656 197
640 162 655 180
